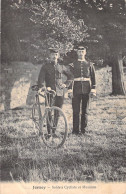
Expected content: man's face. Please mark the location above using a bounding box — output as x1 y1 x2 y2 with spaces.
77 49 86 58
50 53 59 61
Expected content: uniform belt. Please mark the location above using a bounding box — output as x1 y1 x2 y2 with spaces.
74 78 90 81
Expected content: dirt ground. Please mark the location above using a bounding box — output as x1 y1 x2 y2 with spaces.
0 67 126 182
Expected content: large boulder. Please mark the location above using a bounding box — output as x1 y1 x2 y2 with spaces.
0 62 42 111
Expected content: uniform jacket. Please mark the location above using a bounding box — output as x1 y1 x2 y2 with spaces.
38 61 73 96
69 60 96 95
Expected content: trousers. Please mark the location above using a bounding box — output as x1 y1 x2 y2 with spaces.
47 95 64 134
72 93 89 133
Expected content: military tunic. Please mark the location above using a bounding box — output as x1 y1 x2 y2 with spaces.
38 61 72 106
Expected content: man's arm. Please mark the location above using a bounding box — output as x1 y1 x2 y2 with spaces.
90 63 96 96
38 65 46 88
62 65 74 88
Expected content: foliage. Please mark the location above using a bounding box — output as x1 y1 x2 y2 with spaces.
2 0 88 63
59 0 126 58
2 0 126 64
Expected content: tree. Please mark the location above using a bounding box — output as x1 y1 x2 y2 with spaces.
1 0 22 62
2 0 126 95
59 0 126 95
1 0 88 63
97 0 126 95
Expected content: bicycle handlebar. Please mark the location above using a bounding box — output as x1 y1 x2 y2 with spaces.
31 85 39 91
31 85 56 97
43 88 56 97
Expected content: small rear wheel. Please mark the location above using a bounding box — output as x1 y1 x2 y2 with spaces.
41 106 68 149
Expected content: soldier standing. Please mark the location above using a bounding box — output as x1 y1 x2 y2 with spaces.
38 48 72 135
68 46 96 135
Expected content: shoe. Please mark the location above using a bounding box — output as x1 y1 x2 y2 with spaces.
80 132 85 136
52 127 56 134
44 134 51 140
81 129 85 134
72 131 79 135
52 133 59 138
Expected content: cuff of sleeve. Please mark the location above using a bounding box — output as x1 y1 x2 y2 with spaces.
91 89 96 94
68 89 72 93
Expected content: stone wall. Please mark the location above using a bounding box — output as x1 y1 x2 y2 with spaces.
0 62 42 111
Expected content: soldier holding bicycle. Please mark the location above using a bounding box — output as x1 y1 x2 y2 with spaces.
68 46 96 135
38 48 73 135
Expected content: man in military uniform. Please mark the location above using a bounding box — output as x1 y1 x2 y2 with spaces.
68 46 96 135
38 48 72 134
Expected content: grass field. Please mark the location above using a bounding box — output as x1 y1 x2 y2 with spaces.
0 67 126 182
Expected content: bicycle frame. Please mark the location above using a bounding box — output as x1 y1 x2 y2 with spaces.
33 87 56 132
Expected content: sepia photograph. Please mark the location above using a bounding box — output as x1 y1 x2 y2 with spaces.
1 0 126 193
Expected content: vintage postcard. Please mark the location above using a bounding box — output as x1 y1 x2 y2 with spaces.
1 0 126 194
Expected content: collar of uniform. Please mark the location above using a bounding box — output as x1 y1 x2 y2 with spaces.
49 61 58 66
78 59 84 62
78 59 87 62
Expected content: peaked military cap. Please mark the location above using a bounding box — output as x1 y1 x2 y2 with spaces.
77 46 86 50
49 48 59 53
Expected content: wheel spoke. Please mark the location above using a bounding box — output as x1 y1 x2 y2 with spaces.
41 107 68 148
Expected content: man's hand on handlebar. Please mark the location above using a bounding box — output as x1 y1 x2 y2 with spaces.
47 87 52 91
40 87 52 94
41 86 46 92
40 87 56 97
41 87 52 91
58 83 66 89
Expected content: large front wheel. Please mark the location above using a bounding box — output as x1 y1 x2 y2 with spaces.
41 106 68 149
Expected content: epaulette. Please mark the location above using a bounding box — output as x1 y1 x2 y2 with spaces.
69 63 74 68
89 62 95 67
